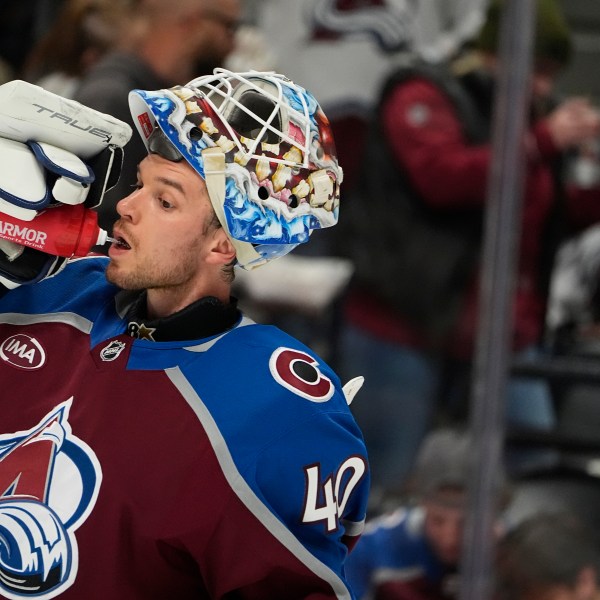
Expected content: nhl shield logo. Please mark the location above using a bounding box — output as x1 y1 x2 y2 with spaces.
100 340 126 362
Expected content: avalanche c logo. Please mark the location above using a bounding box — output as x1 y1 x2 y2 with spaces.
269 347 334 402
0 334 46 370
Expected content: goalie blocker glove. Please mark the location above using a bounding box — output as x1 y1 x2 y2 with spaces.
0 80 132 289
0 138 95 222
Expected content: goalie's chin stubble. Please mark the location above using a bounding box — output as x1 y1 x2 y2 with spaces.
106 262 147 291
105 256 198 291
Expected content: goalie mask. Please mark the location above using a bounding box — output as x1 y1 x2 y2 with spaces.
128 69 343 269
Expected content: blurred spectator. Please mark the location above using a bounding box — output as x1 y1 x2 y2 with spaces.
251 1 491 195
495 512 600 600
0 0 70 79
336 0 600 496
224 24 276 73
23 0 128 97
546 222 600 354
73 0 241 237
540 221 600 450
345 428 511 600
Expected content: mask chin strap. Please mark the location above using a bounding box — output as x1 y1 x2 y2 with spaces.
201 147 267 270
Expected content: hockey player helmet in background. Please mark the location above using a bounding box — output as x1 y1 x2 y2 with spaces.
128 69 343 269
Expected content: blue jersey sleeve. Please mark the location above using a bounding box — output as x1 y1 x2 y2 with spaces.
247 402 369 595
0 256 115 320
176 322 371 597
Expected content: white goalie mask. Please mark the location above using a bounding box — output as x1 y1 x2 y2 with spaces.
128 69 343 269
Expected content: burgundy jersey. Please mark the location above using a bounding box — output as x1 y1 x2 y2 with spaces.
0 257 369 599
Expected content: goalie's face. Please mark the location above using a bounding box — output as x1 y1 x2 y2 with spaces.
106 153 235 317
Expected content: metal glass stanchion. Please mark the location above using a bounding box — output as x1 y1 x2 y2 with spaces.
460 1 536 599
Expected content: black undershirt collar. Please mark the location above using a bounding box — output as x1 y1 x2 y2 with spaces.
123 290 240 342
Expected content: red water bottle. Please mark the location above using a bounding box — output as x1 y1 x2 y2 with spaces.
0 204 110 257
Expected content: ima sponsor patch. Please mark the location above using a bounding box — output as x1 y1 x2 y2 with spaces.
0 333 46 370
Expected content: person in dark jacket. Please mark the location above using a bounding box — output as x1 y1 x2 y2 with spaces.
338 0 600 497
74 0 241 238
346 428 510 600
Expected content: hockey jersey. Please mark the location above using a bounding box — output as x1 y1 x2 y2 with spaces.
0 257 370 599
345 507 457 600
